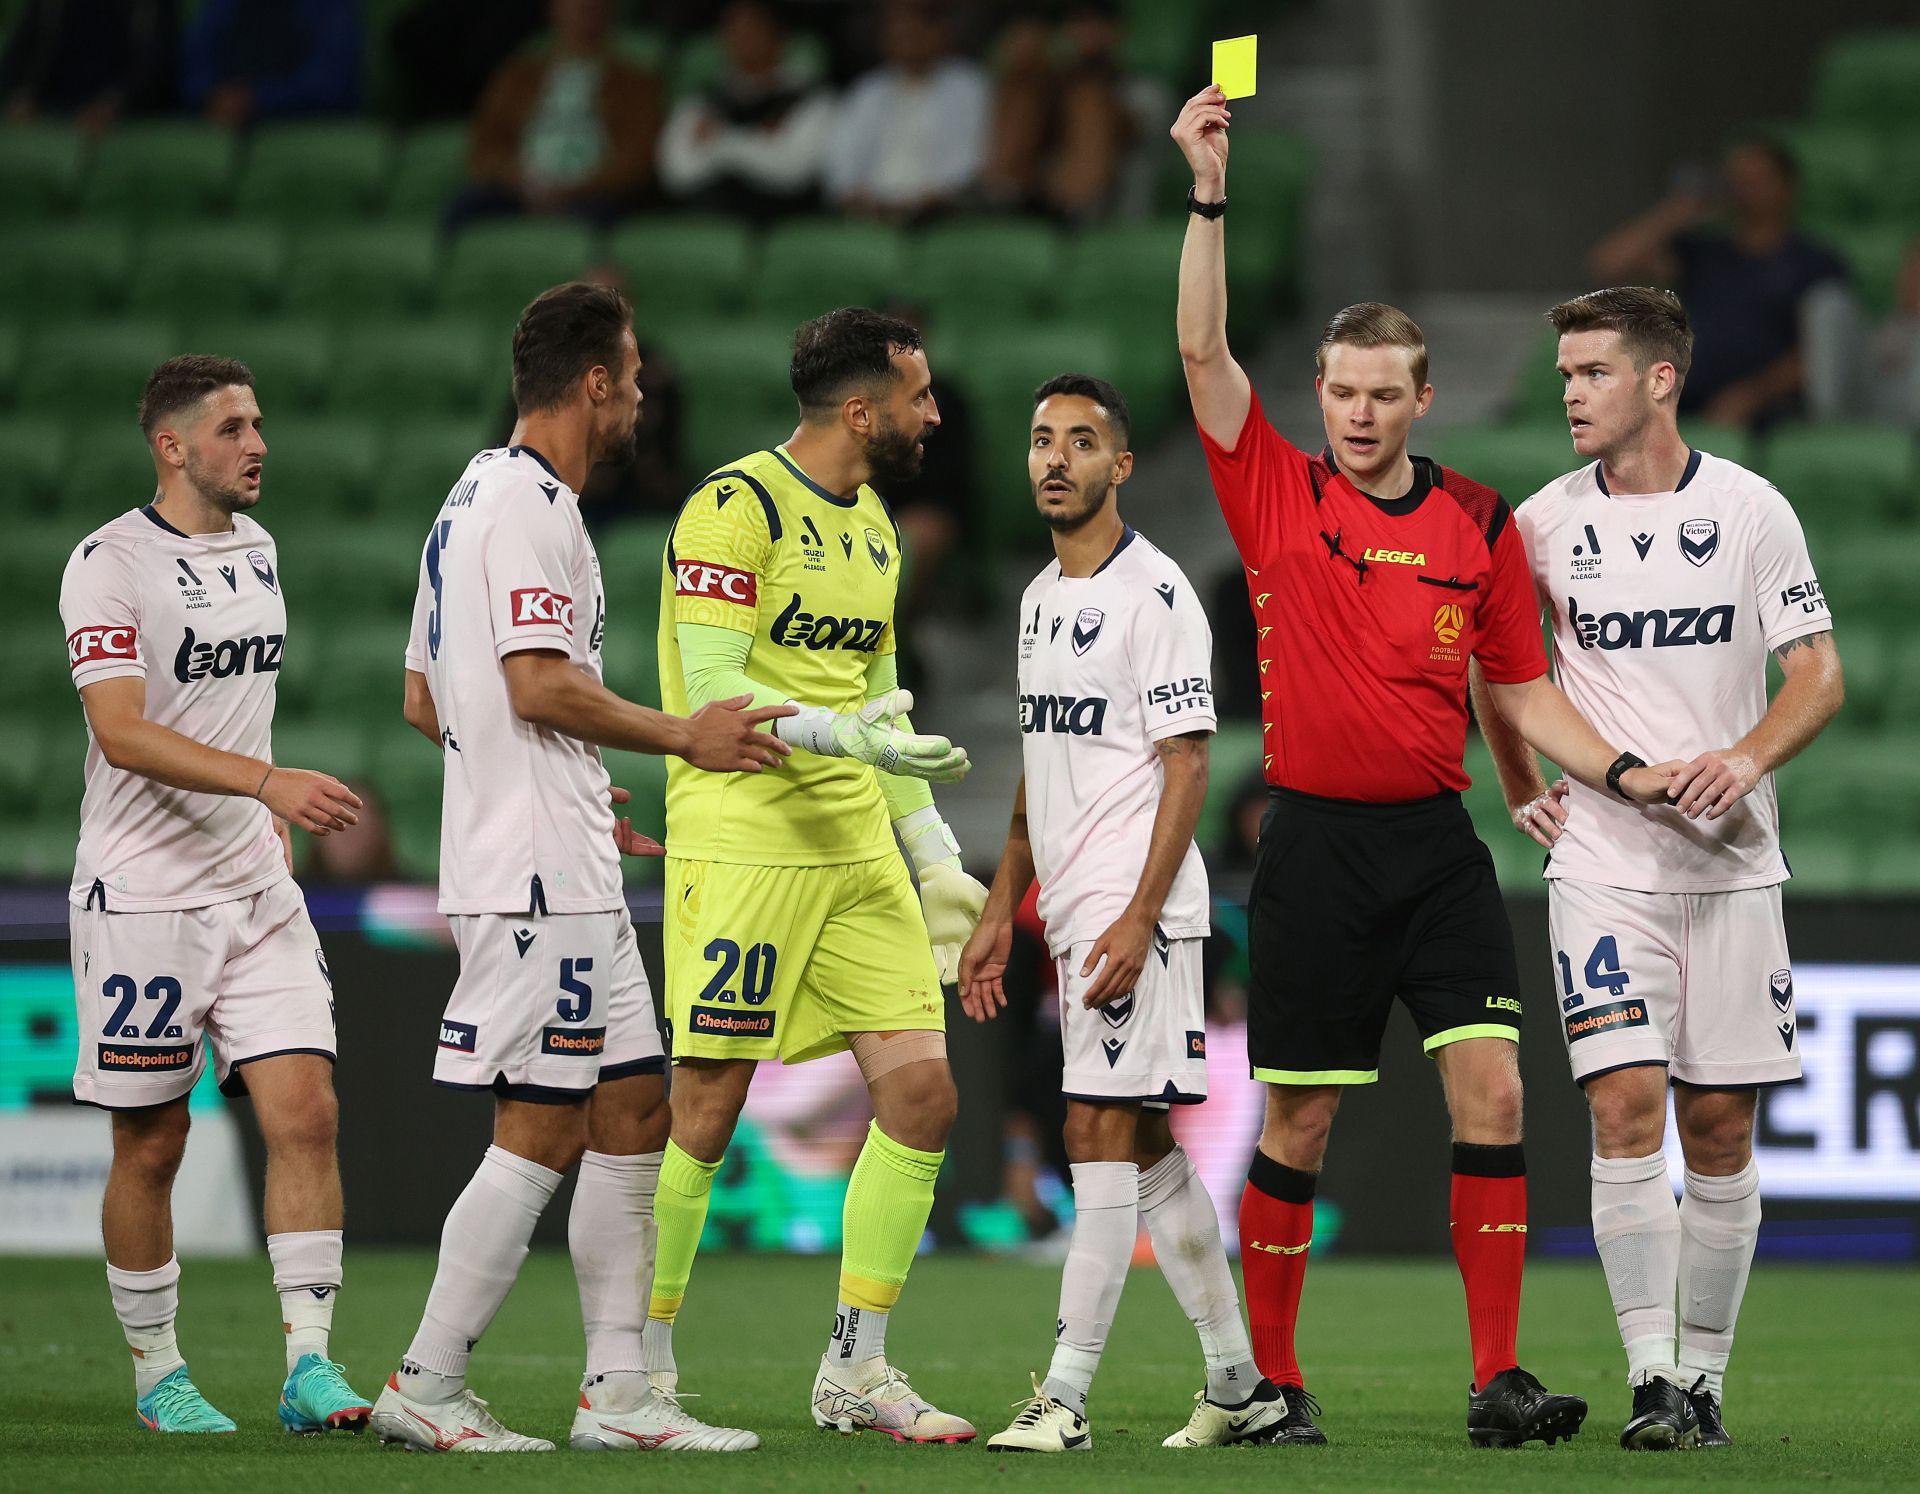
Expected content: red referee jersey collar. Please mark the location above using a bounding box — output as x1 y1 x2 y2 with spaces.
1318 445 1437 517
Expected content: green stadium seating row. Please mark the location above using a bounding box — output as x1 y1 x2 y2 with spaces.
1810 31 1920 133
1775 123 1920 231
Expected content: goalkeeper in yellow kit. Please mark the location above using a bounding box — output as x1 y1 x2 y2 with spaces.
646 308 987 1443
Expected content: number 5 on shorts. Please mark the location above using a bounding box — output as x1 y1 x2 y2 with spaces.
556 957 593 1022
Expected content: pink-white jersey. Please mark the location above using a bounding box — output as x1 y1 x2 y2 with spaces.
1516 449 1831 894
1016 528 1216 957
59 505 289 911
404 446 622 916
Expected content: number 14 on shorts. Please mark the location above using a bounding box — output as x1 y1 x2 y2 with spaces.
1556 936 1630 1012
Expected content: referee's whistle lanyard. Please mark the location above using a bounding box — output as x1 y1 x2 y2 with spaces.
1319 527 1369 585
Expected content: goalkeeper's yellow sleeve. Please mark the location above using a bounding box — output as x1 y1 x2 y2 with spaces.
675 620 788 710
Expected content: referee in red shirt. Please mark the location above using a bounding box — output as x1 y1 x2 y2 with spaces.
1171 88 1680 1449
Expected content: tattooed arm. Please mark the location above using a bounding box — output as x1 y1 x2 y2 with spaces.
1669 630 1844 819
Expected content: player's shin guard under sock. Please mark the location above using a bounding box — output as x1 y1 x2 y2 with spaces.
569 1150 662 1378
107 1255 185 1397
1039 1161 1138 1415
833 1121 942 1363
1139 1145 1259 1403
1676 1161 1759 1403
1449 1142 1527 1389
401 1144 562 1400
1591 1150 1682 1385
268 1229 343 1371
1238 1151 1314 1387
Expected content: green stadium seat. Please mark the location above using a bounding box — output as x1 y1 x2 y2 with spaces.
65 418 159 516
1833 625 1891 727
19 319 175 414
595 520 671 599
1883 638 1920 728
79 122 238 223
369 416 497 513
1811 31 1920 132
270 719 373 783
916 219 1065 323
1680 422 1756 472
1424 424 1578 503
752 222 907 323
1882 130 1920 225
1776 124 1883 225
284 222 441 318
283 528 419 613
663 320 806 480
1860 842 1920 893
179 318 334 412
0 321 20 407
249 414 381 518
609 218 756 319
0 122 86 217
1778 832 1861 892
0 416 72 514
235 122 394 223
125 222 288 317
1119 0 1206 91
666 27 822 100
1817 532 1920 629
385 123 469 218
0 721 51 817
309 620 413 720
1503 330 1566 425
1821 222 1911 318
329 320 497 418
440 221 600 326
1760 422 1916 529
0 223 134 320
1154 127 1313 307
1053 225 1186 440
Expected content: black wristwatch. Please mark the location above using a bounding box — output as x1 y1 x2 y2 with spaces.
1605 752 1646 801
1186 185 1227 219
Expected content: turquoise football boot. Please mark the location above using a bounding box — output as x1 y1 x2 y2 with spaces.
279 1352 374 1434
137 1366 237 1433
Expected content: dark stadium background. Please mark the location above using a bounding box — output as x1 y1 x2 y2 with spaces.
1 0 1917 1268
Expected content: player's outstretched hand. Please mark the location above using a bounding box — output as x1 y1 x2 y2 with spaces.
1512 777 1570 848
1171 84 1231 186
1667 748 1761 820
258 767 361 835
1080 908 1152 1009
683 695 795 774
1619 759 1687 807
958 912 1012 1023
609 785 665 857
786 689 971 782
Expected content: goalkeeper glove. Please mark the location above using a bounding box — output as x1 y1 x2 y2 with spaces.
776 688 970 782
897 806 988 985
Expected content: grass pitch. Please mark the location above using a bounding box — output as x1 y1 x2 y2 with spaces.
1 1252 1915 1492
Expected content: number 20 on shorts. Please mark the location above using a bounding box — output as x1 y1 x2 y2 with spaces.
699 939 778 1006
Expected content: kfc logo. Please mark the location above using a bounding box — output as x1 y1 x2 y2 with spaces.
68 626 138 668
509 587 574 633
674 559 757 606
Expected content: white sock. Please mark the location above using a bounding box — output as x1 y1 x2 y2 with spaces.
1591 1150 1682 1386
1041 1161 1138 1416
827 1301 889 1366
107 1256 184 1397
1138 1145 1261 1405
568 1150 660 1379
642 1318 676 1380
1677 1161 1760 1403
401 1144 562 1401
268 1228 343 1371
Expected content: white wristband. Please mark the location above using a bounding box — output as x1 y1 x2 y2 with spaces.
895 805 961 871
775 701 838 756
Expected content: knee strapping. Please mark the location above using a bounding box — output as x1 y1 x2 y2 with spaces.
848 1029 947 1084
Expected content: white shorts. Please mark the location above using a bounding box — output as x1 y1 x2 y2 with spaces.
434 904 665 1102
70 877 336 1110
1056 930 1208 1105
1548 879 1801 1088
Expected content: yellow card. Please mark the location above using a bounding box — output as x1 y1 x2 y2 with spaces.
1212 34 1257 99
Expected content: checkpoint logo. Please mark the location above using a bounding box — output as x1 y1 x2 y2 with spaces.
510 587 574 633
68 625 138 668
675 559 757 605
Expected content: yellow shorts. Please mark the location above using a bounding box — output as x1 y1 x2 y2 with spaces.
664 854 943 1065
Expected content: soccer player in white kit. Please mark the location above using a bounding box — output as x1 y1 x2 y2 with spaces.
59 356 373 1434
960 375 1286 1452
1472 289 1844 1451
371 284 791 1455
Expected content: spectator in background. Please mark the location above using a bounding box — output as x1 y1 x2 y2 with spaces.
302 783 401 884
658 0 835 221
823 0 987 222
449 0 663 231
1589 140 1848 430
981 0 1136 222
1867 237 1920 429
181 0 359 127
385 0 543 123
1 0 176 131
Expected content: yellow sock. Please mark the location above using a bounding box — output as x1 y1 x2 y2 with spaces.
838 1121 943 1314
648 1141 720 1324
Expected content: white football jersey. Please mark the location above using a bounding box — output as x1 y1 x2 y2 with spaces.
1516 450 1830 894
1016 527 1216 956
59 505 289 911
404 446 622 916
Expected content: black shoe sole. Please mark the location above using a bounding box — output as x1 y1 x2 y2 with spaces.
1469 1400 1589 1449
1620 1421 1700 1451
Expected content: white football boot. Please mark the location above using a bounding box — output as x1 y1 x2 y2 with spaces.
369 1373 553 1452
1161 1378 1289 1447
810 1354 976 1443
986 1374 1092 1453
569 1372 760 1452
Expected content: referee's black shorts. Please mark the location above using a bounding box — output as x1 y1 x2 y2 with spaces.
1246 786 1522 1084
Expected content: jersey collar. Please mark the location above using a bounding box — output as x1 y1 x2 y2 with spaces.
773 445 859 507
140 503 191 537
1089 523 1136 576
509 443 564 486
1594 447 1699 496
1321 447 1435 516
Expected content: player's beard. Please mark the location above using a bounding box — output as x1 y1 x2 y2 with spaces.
183 446 258 513
598 410 641 468
1036 465 1115 533
864 411 926 488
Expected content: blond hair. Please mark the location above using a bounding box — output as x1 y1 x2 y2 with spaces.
1315 302 1429 388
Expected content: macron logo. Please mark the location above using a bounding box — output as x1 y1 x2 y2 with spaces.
68 626 138 668
674 559 757 606
510 587 574 633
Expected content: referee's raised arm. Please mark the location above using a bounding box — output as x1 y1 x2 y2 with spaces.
1173 85 1251 449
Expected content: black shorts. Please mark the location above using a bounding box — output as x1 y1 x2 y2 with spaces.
1246 787 1522 1085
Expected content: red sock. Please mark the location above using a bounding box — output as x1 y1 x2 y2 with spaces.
1450 1143 1528 1389
1239 1151 1315 1387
